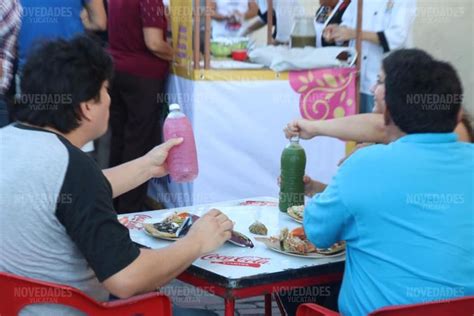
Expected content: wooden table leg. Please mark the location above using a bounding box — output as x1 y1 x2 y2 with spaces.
225 298 235 316
265 293 272 316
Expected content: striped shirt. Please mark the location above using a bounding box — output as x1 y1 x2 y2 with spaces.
0 0 22 94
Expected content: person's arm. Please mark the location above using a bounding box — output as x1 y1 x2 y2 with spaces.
0 1 21 93
103 138 182 198
242 18 265 36
210 1 229 21
57 158 233 299
103 209 233 298
304 176 328 197
327 0 417 50
140 0 174 61
285 113 388 143
244 0 259 19
304 173 351 248
329 26 380 45
277 175 327 198
143 28 174 61
83 0 107 31
329 0 378 44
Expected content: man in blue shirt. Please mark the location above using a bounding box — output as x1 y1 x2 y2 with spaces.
302 49 473 315
18 0 106 68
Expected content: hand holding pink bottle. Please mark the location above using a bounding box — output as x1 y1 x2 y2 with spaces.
163 104 199 182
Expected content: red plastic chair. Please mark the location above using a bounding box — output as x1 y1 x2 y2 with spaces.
0 272 172 315
369 296 474 316
296 304 340 316
297 296 474 316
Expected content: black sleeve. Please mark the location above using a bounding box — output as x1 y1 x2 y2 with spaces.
257 9 268 23
377 31 390 53
55 141 140 282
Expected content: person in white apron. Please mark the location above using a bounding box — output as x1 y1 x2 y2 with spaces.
211 0 258 38
314 0 351 47
241 0 303 45
324 0 417 113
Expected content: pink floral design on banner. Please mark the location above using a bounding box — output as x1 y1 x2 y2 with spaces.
289 67 357 120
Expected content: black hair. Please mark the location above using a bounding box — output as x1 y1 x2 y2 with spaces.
15 35 113 133
382 49 463 134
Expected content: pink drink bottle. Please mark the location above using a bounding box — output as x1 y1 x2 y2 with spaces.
163 104 199 182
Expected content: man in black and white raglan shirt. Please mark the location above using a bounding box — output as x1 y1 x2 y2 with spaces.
0 36 234 315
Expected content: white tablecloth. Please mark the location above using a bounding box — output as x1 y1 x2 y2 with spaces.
119 197 345 280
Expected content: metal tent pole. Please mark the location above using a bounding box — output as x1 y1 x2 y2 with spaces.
355 0 363 113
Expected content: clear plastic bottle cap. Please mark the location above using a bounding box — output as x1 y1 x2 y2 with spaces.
290 135 300 143
169 103 181 111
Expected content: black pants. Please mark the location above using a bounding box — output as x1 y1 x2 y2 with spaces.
109 71 166 213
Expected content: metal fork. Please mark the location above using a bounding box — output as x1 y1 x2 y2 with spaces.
175 216 192 238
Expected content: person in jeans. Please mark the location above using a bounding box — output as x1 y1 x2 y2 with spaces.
108 0 174 213
0 36 231 316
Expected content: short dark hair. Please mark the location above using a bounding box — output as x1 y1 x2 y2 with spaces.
383 49 463 134
15 35 113 133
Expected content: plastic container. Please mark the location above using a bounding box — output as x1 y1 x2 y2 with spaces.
231 49 248 61
163 104 199 182
279 136 306 212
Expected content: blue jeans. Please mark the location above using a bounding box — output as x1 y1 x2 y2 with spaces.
359 93 375 114
0 94 9 127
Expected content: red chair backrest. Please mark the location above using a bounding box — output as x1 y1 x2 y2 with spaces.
296 303 340 316
0 272 172 315
297 296 474 316
369 296 474 316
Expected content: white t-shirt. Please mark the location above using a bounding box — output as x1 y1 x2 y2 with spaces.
212 0 249 38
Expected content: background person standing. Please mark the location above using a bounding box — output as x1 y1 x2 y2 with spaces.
18 0 107 69
324 0 416 113
108 0 173 213
314 0 350 47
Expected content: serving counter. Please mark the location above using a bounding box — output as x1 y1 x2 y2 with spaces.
148 65 357 207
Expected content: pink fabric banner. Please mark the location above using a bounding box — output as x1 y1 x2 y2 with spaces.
289 67 358 120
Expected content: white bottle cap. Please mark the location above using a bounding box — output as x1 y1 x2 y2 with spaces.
169 103 181 111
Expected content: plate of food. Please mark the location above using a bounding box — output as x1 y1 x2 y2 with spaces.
144 212 254 248
255 227 345 258
143 212 191 241
287 205 304 223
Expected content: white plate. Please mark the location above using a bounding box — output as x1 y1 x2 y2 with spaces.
255 237 345 259
287 206 304 223
287 212 303 224
144 221 254 248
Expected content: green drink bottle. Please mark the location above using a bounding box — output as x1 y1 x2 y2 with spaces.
279 136 306 212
